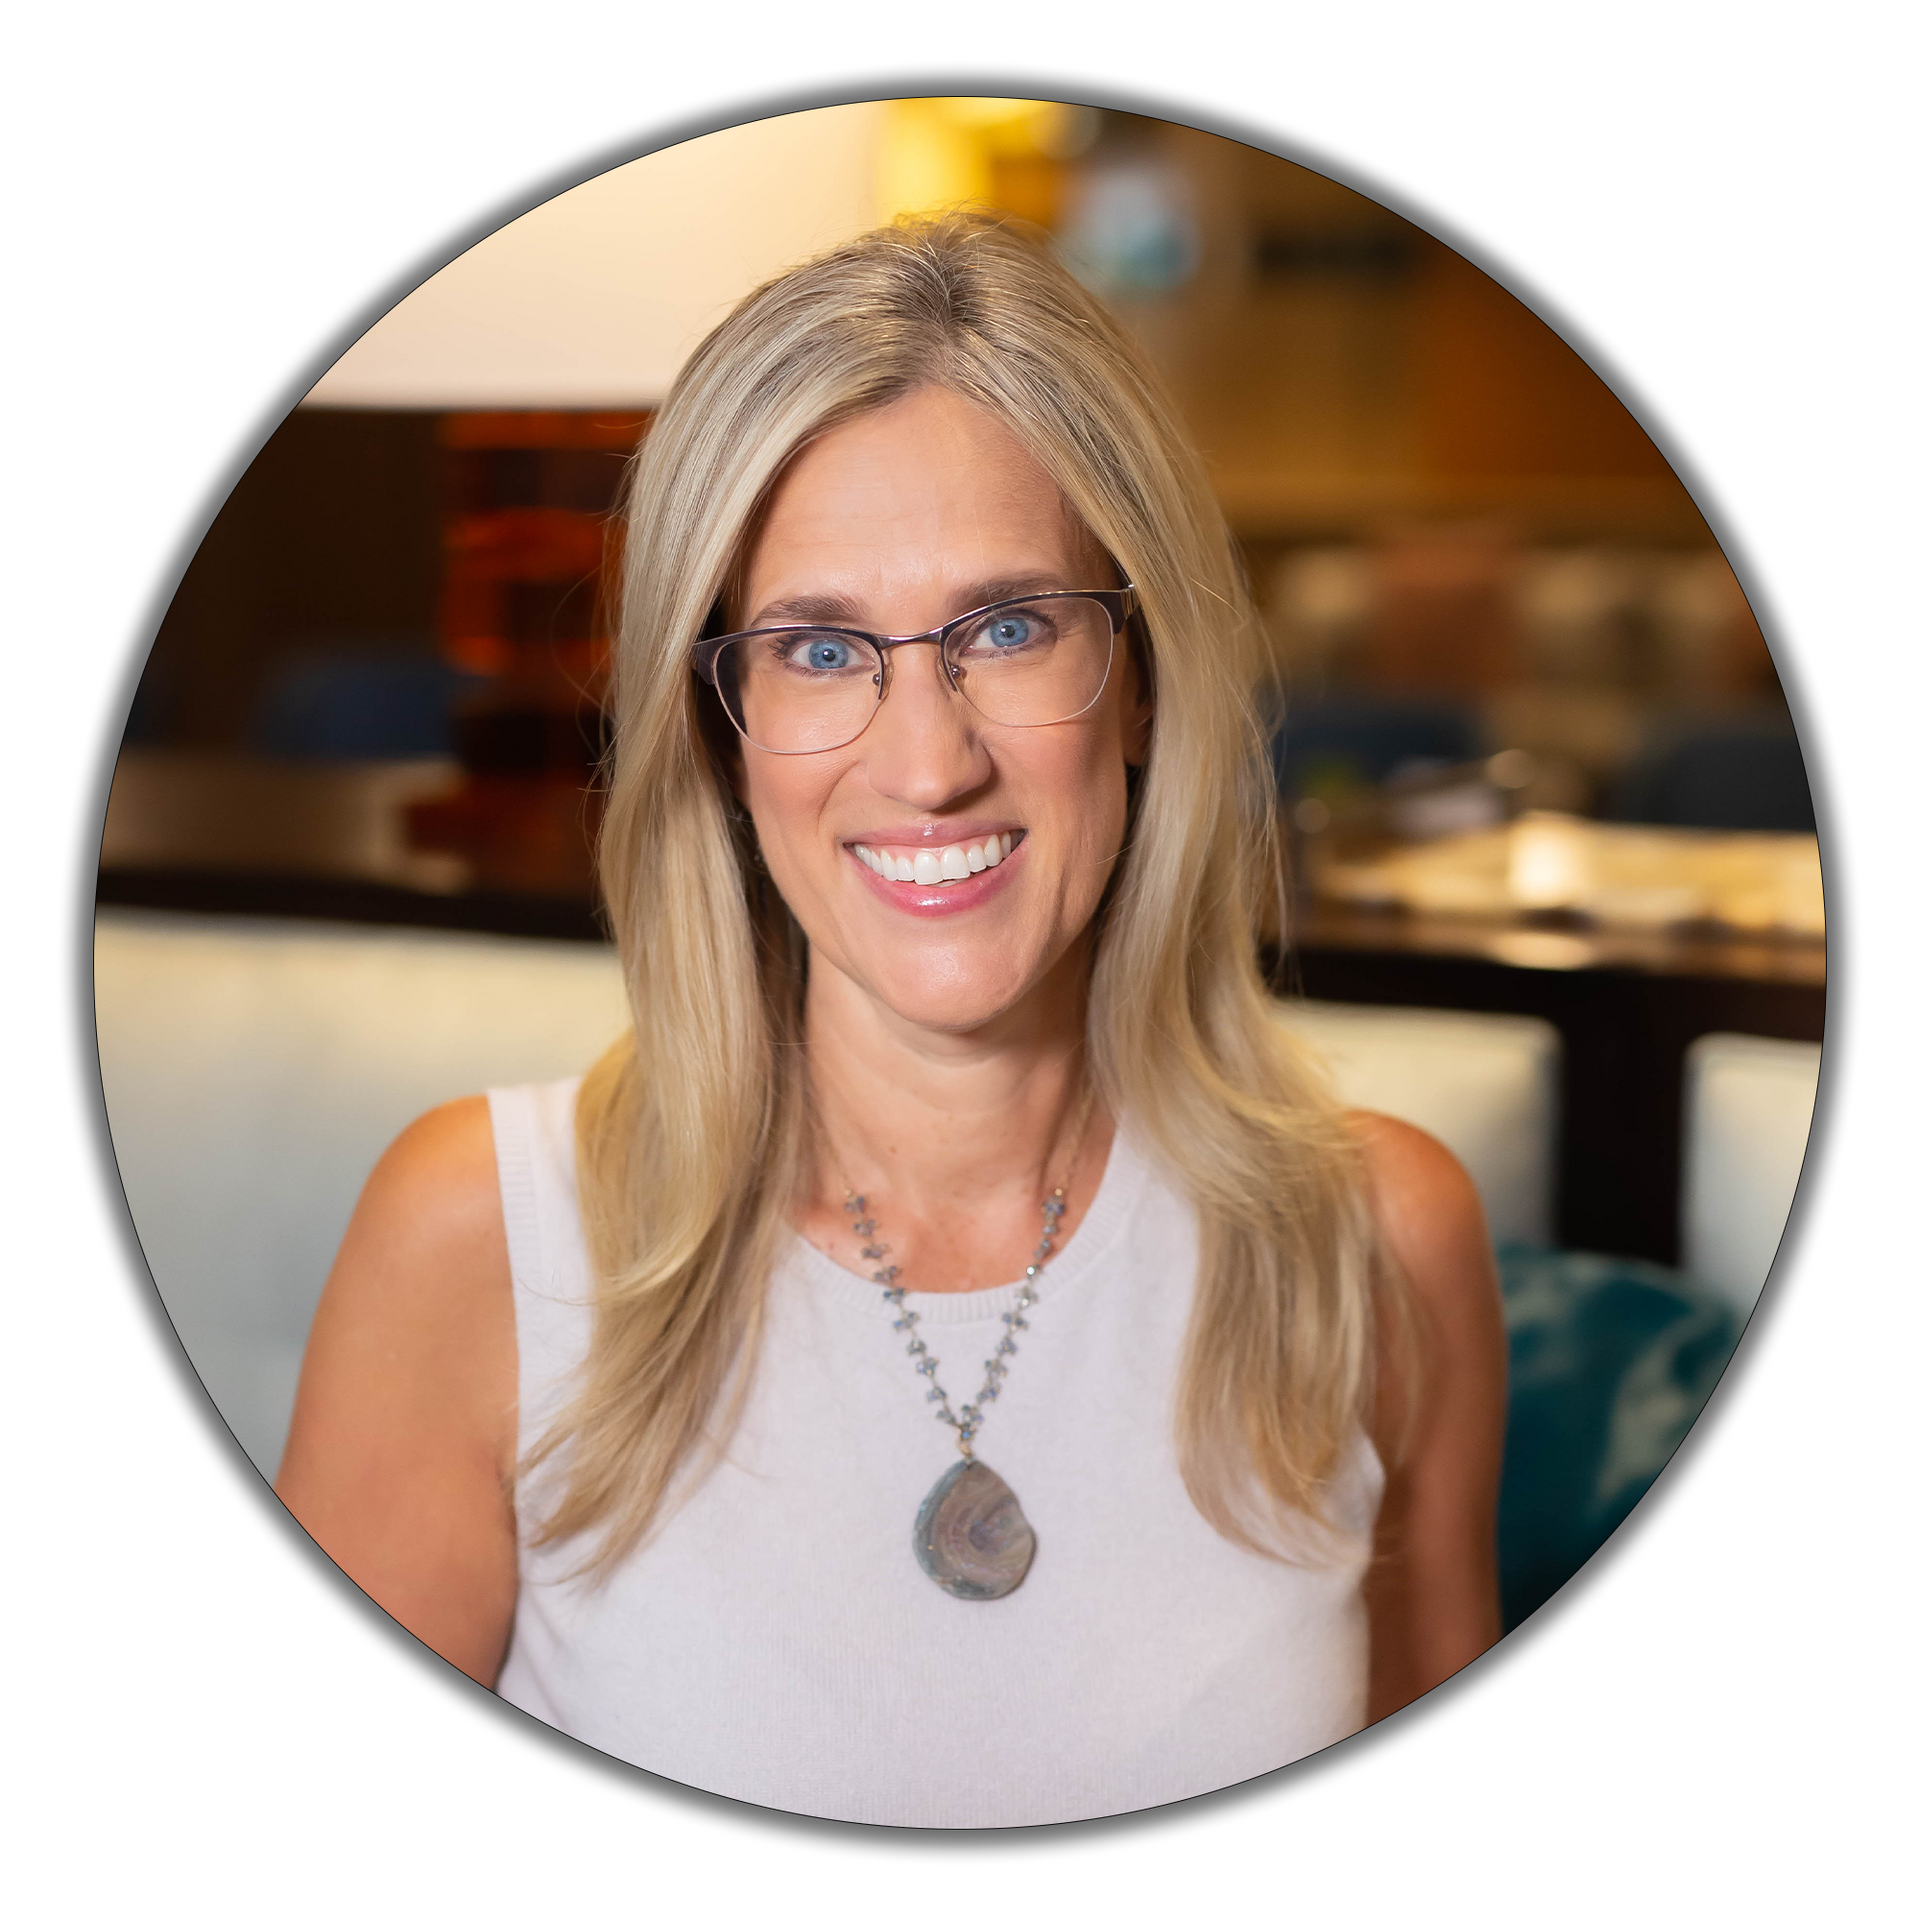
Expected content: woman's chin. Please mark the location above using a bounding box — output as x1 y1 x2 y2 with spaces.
860 961 1047 1037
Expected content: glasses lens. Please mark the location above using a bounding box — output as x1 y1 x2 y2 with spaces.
946 598 1116 727
715 629 884 753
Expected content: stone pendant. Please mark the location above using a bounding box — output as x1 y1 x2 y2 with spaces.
912 1458 1036 1600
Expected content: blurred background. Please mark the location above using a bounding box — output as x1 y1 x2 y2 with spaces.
97 103 1822 1613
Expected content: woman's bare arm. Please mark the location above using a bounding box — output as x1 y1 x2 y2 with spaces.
1357 1112 1507 1723
275 1096 518 1686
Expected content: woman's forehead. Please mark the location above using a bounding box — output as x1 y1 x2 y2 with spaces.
739 389 1100 618
760 389 1076 540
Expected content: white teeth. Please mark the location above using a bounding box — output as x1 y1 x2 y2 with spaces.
852 834 1020 885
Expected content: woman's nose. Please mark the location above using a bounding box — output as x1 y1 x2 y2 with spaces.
861 641 990 807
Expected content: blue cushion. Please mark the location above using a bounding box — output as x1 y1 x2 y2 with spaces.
1273 693 1484 798
1605 715 1815 832
1496 1246 1739 1628
248 652 482 761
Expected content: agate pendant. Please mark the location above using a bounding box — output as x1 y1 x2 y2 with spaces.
912 1458 1035 1600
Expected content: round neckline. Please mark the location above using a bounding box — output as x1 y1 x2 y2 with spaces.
786 1121 1150 1324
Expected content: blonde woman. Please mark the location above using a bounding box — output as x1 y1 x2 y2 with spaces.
278 214 1506 1827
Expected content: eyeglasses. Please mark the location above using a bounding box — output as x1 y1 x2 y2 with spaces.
691 587 1138 755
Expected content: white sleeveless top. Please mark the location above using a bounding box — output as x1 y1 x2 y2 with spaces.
491 1078 1381 1828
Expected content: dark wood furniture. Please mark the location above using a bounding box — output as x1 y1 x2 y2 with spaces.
1279 902 1824 1263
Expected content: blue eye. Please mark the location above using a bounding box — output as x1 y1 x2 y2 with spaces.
984 615 1034 649
803 637 853 670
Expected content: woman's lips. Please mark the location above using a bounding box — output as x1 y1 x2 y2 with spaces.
844 830 1027 914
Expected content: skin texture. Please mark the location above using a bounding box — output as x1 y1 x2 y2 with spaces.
277 385 1505 1715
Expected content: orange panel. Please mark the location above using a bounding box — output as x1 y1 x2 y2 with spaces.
444 509 610 580
438 411 651 451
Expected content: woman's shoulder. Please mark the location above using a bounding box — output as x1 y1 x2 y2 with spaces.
342 1077 588 1298
361 1094 504 1244
1347 1110 1495 1311
291 1095 514 1379
1348 1109 1479 1213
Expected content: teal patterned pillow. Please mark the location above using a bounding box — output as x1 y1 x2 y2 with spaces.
1497 1247 1741 1628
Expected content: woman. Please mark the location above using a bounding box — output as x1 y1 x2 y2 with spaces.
277 213 1505 1827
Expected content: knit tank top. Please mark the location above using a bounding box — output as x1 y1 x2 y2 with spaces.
491 1078 1382 1828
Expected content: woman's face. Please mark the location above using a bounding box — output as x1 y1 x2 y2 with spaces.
731 384 1152 1035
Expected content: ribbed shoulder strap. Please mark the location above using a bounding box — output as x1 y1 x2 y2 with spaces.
487 1078 592 1457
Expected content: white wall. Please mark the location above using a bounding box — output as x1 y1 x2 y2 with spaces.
306 104 883 408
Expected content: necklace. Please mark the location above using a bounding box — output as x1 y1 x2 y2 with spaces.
839 1084 1094 1603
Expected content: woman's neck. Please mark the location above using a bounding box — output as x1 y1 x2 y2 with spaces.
800 943 1108 1283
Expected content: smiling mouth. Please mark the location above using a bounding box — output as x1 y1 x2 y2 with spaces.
849 830 1025 886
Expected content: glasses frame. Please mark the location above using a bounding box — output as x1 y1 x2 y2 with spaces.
691 586 1139 756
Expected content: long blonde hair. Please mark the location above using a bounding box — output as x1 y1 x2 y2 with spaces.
529 212 1390 1572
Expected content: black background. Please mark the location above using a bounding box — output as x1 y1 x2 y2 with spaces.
67 56 1866 1858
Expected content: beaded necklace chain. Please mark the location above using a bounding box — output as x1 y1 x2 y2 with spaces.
835 1082 1094 1602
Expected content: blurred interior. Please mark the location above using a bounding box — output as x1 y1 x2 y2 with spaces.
98 103 1823 1599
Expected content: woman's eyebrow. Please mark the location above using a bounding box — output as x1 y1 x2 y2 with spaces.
956 572 1077 611
746 591 864 628
747 574 1079 632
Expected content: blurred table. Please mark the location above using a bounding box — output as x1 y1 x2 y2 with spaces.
1290 896 1824 987
97 754 1825 1264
